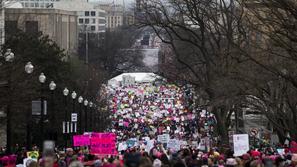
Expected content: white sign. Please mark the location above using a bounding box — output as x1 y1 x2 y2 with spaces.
167 139 180 151
145 140 154 152
198 137 209 151
157 134 170 143
118 142 128 151
233 134 249 156
43 140 55 151
71 113 78 122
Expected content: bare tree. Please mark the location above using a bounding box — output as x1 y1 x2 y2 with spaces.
138 0 249 142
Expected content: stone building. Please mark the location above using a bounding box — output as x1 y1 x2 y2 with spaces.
5 8 78 56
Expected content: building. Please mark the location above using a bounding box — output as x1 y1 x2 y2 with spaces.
124 11 134 26
5 8 78 55
95 3 124 30
54 0 106 34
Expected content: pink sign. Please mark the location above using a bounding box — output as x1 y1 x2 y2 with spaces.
90 133 117 155
73 135 90 147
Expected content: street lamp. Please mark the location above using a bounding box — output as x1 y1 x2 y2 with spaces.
4 49 14 62
71 91 77 134
83 99 88 132
78 96 83 134
89 102 93 131
25 62 34 74
63 87 69 147
24 62 34 150
39 73 46 149
49 81 56 140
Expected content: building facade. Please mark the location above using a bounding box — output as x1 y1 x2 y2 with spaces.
5 8 78 55
54 0 106 34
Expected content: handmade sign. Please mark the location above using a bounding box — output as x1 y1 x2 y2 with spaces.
167 139 180 151
90 133 117 155
26 151 39 160
233 134 249 156
157 134 170 144
73 135 90 147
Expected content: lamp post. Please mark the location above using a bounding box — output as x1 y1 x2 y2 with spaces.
63 87 69 148
83 99 88 132
4 49 14 154
38 72 46 149
71 91 77 134
49 81 56 140
78 96 83 134
89 102 93 131
25 62 34 150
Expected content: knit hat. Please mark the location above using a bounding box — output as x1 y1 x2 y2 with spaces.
153 159 162 167
226 158 237 166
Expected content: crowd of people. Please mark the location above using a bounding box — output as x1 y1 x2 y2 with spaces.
2 80 297 167
2 144 297 167
107 82 216 143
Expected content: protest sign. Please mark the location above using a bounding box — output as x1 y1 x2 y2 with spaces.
26 151 39 160
118 142 127 152
198 137 209 151
157 134 170 144
233 134 249 156
167 139 180 151
73 135 90 147
90 133 117 155
145 140 155 152
127 138 138 148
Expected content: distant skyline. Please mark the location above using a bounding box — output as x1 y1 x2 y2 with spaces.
90 0 135 5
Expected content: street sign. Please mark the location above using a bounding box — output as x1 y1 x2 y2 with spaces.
32 100 47 116
250 128 258 137
71 113 77 122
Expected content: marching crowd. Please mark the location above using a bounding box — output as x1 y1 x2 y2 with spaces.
2 144 297 167
2 81 297 167
107 82 216 143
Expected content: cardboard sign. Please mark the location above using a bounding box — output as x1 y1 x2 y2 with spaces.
233 134 249 156
90 133 117 155
73 135 90 146
157 134 170 143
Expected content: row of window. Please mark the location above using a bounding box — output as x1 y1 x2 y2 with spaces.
79 18 106 24
21 0 54 2
81 25 106 31
21 2 53 8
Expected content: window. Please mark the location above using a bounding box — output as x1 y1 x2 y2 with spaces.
35 3 39 7
91 11 96 16
92 18 95 24
85 11 89 16
90 26 96 31
30 3 34 7
85 18 89 24
79 18 83 24
99 12 106 17
25 21 38 34
98 19 106 24
5 21 18 35
98 26 105 31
